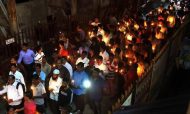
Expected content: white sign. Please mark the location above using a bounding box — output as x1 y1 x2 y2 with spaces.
6 38 15 45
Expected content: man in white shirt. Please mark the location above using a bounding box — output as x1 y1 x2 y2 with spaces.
9 63 26 88
76 51 90 68
31 76 46 114
48 69 62 114
94 56 109 75
0 75 24 114
61 58 73 78
99 44 109 64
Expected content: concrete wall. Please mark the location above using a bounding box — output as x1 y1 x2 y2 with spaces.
16 0 48 29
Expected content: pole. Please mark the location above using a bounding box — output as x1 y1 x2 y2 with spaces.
7 0 18 34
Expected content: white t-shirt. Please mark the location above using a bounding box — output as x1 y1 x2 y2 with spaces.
94 63 109 74
75 57 90 68
49 77 62 101
31 83 46 105
34 52 45 64
9 70 26 87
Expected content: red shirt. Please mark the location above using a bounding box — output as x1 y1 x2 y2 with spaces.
59 48 69 57
24 100 36 114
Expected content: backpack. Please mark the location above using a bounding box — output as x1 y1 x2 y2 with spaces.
16 82 25 93
16 82 25 105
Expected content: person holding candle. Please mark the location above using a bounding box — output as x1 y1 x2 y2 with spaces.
34 45 45 64
94 56 109 76
58 41 69 58
31 75 46 114
99 44 109 64
33 63 46 85
75 51 90 68
72 62 89 114
48 69 63 114
0 75 24 114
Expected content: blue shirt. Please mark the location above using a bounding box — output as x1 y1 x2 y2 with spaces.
33 71 46 81
72 70 89 95
17 49 35 64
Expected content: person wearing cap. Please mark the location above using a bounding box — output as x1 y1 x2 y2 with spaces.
72 62 89 114
0 75 24 114
48 69 62 114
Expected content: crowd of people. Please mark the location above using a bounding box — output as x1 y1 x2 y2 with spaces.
0 0 189 114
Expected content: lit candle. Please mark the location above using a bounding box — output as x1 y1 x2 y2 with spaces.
137 63 145 77
30 86 34 90
129 60 132 65
67 56 70 59
52 64 56 67
3 96 6 100
134 24 139 30
126 34 133 41
119 69 124 74
144 21 147 27
152 43 156 53
167 15 175 28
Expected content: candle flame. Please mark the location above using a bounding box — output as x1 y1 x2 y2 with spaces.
126 34 133 41
137 63 145 77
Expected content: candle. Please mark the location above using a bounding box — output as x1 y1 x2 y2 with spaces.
52 64 56 67
167 15 175 28
67 56 70 59
119 69 124 74
137 62 145 77
152 43 156 53
129 60 132 65
31 86 34 90
144 21 147 27
3 96 6 100
134 24 139 30
126 34 133 41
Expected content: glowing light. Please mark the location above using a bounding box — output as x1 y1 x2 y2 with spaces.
129 60 133 65
134 24 139 30
31 86 34 90
152 44 156 53
3 96 6 99
119 69 124 74
52 64 56 67
144 21 147 27
55 48 57 51
151 21 155 26
155 32 164 39
83 80 91 88
67 56 70 59
126 34 133 41
137 63 145 77
167 15 175 28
